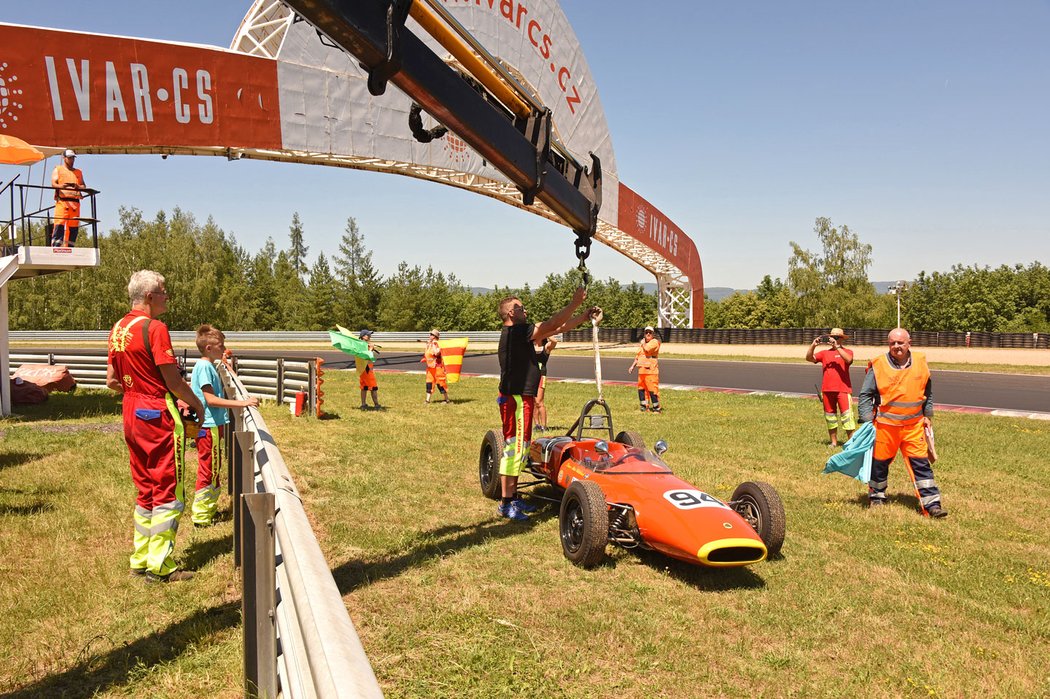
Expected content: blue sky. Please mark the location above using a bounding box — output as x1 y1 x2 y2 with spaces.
2 1 1048 289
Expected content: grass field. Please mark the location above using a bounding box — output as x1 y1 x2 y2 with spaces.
1 371 1048 698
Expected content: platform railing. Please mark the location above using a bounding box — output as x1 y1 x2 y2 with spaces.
0 178 101 252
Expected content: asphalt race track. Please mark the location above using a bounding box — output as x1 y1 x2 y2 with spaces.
28 346 1046 414
304 349 1048 414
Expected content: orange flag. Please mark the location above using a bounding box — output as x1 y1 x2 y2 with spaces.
437 337 469 383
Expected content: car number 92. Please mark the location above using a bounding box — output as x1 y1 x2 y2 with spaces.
663 489 729 510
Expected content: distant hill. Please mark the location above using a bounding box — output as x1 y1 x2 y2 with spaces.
703 287 738 301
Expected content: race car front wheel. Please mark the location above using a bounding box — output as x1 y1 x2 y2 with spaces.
560 480 609 568
479 430 504 499
614 430 646 450
731 481 786 556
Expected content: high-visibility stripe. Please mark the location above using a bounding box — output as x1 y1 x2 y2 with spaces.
165 393 187 504
878 410 924 422
868 479 888 489
915 478 936 489
885 399 925 408
920 494 940 506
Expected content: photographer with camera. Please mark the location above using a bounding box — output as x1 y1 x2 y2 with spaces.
106 271 204 583
806 327 856 447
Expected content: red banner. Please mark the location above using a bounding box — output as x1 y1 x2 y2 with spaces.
617 183 705 326
0 24 282 150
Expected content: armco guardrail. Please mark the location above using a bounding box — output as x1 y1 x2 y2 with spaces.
221 364 383 698
10 328 1048 348
8 351 323 414
6 349 383 696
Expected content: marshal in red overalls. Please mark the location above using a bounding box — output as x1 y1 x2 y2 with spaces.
107 311 188 577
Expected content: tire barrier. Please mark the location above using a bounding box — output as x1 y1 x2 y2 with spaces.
10 328 1049 349
562 327 1050 349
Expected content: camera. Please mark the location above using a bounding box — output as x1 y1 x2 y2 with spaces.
817 335 831 343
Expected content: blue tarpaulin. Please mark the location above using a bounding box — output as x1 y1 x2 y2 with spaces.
823 421 875 484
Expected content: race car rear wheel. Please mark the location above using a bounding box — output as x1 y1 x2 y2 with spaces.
731 481 786 555
479 430 504 500
559 480 609 568
614 430 646 450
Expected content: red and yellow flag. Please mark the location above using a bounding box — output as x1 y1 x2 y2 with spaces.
437 338 469 383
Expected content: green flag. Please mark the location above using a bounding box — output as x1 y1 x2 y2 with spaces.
329 326 374 361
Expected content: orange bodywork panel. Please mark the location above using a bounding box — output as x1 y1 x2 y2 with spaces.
530 439 767 567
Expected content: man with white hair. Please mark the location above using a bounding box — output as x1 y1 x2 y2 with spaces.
859 328 947 518
107 270 205 582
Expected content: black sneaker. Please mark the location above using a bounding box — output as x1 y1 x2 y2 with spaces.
869 499 886 508
926 504 948 519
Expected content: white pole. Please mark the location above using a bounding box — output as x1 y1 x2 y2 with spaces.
591 318 603 402
1 282 10 417
895 280 904 328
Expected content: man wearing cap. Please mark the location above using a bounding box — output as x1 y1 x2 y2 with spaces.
859 328 946 518
806 328 856 447
422 329 450 404
628 326 662 412
51 149 85 247
358 329 381 409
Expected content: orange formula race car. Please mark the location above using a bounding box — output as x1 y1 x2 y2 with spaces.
479 399 785 569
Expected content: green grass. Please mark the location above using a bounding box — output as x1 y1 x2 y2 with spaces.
2 372 1049 697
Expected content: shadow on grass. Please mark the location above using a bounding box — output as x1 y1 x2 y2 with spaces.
436 398 476 406
630 548 767 591
2 601 240 699
331 510 557 595
181 532 233 572
0 451 45 471
851 492 924 513
0 500 54 516
8 390 121 423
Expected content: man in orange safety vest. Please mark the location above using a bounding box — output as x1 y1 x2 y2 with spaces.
628 325 662 412
51 149 85 247
858 328 947 518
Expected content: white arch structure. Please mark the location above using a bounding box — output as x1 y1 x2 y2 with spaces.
0 0 703 328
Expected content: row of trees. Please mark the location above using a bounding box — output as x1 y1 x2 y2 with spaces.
704 217 1050 332
6 208 657 331
8 211 1046 332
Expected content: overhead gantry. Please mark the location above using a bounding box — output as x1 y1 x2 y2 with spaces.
0 0 704 327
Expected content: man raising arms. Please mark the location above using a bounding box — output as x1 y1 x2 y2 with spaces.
496 288 602 521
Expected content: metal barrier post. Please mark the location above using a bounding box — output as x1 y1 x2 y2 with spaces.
227 408 244 497
232 430 254 568
226 410 235 496
308 360 317 417
242 492 278 699
276 358 285 405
